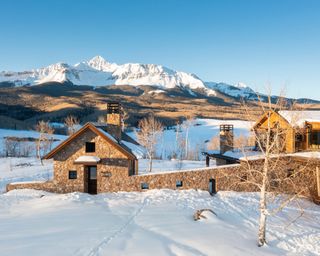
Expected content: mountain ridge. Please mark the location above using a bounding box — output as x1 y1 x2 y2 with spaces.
0 56 256 99
1 56 319 104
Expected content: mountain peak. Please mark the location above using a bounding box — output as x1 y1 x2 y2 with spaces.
89 55 107 63
87 55 117 72
235 82 248 88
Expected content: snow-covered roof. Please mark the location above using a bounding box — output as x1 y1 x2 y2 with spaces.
9 180 48 185
121 140 145 159
94 124 143 159
290 151 320 159
43 122 142 160
205 148 263 161
278 110 320 127
96 128 117 143
74 156 100 163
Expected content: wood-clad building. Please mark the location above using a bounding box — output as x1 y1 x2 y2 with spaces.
253 110 320 153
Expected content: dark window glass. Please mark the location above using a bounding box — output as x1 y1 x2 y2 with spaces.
176 180 183 188
69 170 77 179
141 183 149 190
295 134 303 142
129 160 136 176
86 142 95 153
89 166 97 180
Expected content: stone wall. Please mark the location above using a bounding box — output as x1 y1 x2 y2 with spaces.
6 181 57 193
7 164 242 194
101 164 241 193
6 144 320 203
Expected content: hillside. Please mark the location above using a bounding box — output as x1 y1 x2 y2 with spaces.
0 81 261 129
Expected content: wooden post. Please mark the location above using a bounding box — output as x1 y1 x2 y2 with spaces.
317 167 320 197
206 156 210 167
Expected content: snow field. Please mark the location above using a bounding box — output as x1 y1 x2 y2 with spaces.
0 189 318 256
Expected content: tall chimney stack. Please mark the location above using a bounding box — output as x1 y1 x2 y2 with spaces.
106 102 122 141
220 124 234 154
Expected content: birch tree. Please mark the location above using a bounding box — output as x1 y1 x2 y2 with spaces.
64 115 79 135
238 93 315 247
36 120 54 162
136 114 163 172
182 114 195 159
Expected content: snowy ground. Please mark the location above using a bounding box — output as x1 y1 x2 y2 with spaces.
0 120 319 255
0 189 319 256
138 159 209 174
0 158 53 193
128 118 253 160
0 128 67 157
0 118 252 160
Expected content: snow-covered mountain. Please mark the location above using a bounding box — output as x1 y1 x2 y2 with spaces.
205 82 257 99
0 56 254 98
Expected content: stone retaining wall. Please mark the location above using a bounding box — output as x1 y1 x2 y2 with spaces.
6 181 56 193
6 156 320 204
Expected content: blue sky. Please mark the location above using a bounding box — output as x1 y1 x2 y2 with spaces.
1 0 320 99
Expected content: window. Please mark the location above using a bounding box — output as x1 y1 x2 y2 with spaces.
129 160 136 176
86 142 95 153
310 131 320 147
69 170 77 179
141 182 149 190
295 133 303 142
176 180 183 188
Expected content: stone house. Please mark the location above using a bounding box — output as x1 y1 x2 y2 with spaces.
33 102 142 194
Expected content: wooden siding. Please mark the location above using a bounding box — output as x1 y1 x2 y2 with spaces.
253 111 295 153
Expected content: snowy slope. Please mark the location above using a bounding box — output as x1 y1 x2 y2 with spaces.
128 118 253 160
0 56 256 98
0 128 67 157
0 157 53 193
0 189 319 255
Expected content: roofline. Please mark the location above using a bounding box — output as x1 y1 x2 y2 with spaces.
252 110 292 129
43 123 137 160
202 152 240 163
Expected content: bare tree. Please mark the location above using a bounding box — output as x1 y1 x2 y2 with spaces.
136 114 163 172
238 92 314 247
35 120 54 161
64 115 79 135
175 122 185 158
121 108 129 131
207 134 220 151
4 137 19 157
97 115 106 123
182 114 195 159
234 133 255 149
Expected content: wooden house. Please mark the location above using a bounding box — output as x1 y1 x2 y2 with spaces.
253 110 320 153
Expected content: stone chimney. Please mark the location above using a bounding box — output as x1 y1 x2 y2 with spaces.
220 124 234 154
106 102 122 142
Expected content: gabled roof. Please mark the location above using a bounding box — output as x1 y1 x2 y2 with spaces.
43 122 139 160
252 110 291 129
253 110 320 129
278 110 320 127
